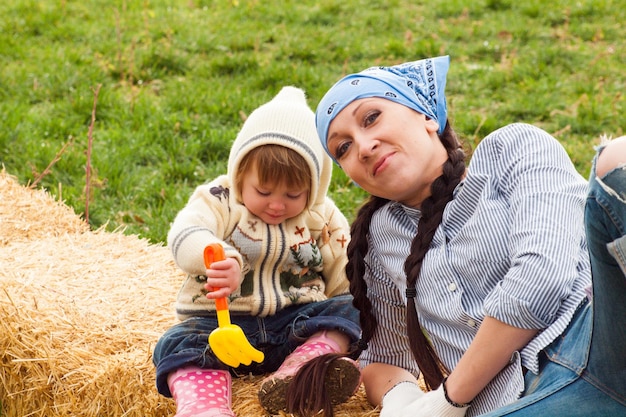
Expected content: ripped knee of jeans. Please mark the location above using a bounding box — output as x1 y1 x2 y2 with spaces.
596 172 626 202
596 135 626 178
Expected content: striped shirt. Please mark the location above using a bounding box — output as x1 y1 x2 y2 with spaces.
360 123 591 415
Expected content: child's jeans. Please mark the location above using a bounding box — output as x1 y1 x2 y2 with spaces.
482 145 626 416
153 294 361 397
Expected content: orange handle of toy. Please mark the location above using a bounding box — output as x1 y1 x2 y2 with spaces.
203 243 264 367
203 243 228 312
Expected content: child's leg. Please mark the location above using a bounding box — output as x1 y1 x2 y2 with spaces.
263 329 346 379
258 329 361 414
168 367 235 417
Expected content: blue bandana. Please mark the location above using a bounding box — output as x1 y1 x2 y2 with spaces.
315 55 450 159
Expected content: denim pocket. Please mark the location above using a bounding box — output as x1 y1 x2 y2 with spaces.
543 301 591 375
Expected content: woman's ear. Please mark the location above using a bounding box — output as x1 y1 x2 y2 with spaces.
424 116 440 133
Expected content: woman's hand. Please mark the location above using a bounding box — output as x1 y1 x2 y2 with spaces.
379 382 424 417
204 257 241 299
397 383 469 417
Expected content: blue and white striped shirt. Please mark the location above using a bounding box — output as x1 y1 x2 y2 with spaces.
360 123 591 415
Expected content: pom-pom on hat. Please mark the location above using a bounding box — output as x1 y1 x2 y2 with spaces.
228 86 332 208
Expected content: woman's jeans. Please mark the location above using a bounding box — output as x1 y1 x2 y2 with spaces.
153 294 361 397
482 146 626 416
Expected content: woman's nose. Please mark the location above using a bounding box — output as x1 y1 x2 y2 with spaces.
357 135 378 161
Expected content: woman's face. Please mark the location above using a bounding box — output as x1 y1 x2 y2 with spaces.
326 97 448 208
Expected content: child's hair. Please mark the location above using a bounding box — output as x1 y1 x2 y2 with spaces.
235 144 311 192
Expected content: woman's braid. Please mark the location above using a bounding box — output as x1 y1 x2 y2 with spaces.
404 123 466 390
346 195 390 348
285 195 388 417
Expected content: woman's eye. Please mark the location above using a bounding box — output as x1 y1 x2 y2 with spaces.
334 141 350 160
363 110 380 127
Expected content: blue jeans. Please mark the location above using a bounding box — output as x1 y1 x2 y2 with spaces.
481 146 626 416
153 294 361 397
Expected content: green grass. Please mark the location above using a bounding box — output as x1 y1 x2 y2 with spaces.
1 0 624 244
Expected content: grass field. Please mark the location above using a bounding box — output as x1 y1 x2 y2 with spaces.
1 0 624 244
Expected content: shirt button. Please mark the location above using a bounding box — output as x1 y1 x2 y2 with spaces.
467 319 476 328
447 282 457 292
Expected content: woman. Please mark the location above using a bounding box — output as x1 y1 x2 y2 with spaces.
314 55 626 416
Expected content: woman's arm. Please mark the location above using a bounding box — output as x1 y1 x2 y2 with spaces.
362 362 421 405
386 317 538 417
430 125 584 408
444 316 537 405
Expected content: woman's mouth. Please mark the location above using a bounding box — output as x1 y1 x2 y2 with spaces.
373 153 393 176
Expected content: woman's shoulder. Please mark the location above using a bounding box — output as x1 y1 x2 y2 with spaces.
471 123 568 168
478 122 557 151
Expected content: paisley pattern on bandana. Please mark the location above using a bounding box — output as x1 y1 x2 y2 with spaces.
315 55 450 160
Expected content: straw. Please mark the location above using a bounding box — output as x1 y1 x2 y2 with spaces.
0 169 386 416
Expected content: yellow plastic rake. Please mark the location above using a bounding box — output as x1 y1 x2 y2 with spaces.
203 243 265 368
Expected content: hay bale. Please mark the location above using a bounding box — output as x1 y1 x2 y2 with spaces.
0 170 89 245
0 170 380 417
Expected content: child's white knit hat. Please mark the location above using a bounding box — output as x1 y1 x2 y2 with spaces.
227 86 332 207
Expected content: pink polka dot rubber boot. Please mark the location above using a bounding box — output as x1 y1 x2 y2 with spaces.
167 367 235 417
258 331 361 415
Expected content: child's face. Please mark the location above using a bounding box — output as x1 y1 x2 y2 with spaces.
240 167 308 225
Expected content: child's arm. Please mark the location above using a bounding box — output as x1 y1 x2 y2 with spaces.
317 198 351 297
167 176 243 277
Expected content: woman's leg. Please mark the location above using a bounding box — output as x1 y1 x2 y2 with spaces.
583 136 626 404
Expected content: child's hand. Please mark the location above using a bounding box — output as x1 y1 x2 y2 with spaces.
204 257 241 299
